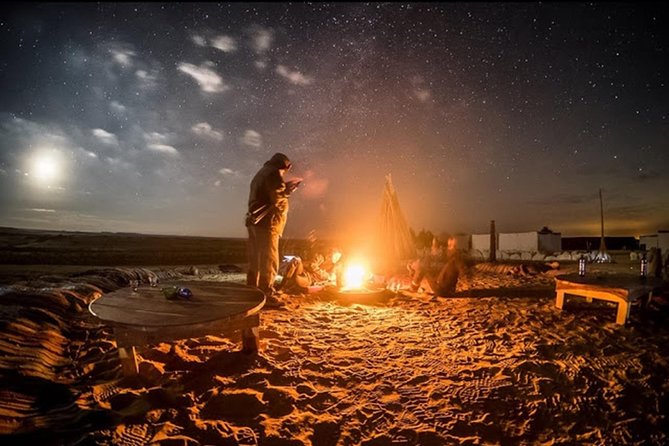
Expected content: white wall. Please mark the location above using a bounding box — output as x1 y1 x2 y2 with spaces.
470 231 561 258
472 234 495 252
499 232 538 252
640 235 658 250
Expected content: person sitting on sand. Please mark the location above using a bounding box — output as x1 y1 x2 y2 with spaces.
276 248 344 294
408 236 469 296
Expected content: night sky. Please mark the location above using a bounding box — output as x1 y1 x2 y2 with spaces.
1 2 667 240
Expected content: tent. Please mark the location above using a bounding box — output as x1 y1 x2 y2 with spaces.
373 174 416 274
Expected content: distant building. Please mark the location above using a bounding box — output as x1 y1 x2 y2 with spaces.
639 230 669 252
471 227 561 256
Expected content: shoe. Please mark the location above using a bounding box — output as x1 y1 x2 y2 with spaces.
264 294 286 309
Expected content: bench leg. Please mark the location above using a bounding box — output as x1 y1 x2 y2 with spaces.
556 290 565 309
642 291 653 309
118 346 138 376
241 327 259 353
616 301 631 325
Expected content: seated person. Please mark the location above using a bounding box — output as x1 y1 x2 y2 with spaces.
407 236 445 278
277 248 344 293
408 237 469 296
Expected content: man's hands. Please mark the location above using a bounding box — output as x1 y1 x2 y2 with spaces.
285 179 303 193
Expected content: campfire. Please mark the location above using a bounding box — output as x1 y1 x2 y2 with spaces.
337 260 387 301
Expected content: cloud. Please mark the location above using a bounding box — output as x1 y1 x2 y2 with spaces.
191 122 224 141
276 65 313 86
241 129 262 148
1 116 70 156
110 47 136 67
211 35 237 53
250 27 273 54
177 62 229 93
147 144 179 156
135 69 159 88
110 100 127 114
143 131 170 144
215 167 243 187
143 131 179 156
191 34 207 47
92 128 119 145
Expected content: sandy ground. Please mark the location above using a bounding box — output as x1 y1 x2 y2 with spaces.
1 261 668 445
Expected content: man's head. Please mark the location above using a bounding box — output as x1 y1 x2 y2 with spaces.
267 152 292 171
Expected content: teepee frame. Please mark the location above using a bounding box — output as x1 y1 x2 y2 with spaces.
375 174 416 272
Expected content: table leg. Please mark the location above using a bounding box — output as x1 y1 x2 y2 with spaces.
616 301 630 325
555 290 565 309
118 346 138 376
642 291 653 309
242 327 259 353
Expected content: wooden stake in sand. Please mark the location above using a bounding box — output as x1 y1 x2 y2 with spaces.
595 188 611 263
489 220 497 262
598 188 607 254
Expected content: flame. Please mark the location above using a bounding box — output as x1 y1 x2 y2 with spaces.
342 262 371 290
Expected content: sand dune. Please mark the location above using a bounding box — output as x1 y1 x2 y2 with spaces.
1 263 668 445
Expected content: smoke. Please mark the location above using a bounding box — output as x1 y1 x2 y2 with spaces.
292 169 329 199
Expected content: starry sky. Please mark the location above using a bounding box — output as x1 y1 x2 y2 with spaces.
0 2 667 240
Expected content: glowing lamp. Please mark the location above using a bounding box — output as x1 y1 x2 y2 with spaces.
578 255 586 277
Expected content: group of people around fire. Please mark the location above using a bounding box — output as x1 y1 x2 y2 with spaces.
245 152 470 307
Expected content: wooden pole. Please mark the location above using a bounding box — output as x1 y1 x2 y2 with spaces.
598 189 606 254
489 220 496 262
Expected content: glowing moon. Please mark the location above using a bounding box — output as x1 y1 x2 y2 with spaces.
30 152 62 184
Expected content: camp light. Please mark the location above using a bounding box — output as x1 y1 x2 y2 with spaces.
640 253 648 278
578 256 586 277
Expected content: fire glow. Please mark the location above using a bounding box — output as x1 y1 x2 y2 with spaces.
341 262 372 291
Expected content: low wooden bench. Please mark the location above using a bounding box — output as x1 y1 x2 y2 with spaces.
89 281 265 376
555 273 666 325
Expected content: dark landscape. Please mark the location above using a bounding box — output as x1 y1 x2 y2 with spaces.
1 227 668 445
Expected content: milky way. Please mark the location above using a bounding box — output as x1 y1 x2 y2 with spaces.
0 3 667 238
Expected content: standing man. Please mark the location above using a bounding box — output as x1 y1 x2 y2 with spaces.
245 153 300 306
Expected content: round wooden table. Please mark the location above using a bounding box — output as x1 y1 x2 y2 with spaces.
89 281 265 375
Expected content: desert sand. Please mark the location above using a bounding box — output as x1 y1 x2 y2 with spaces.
1 234 669 445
